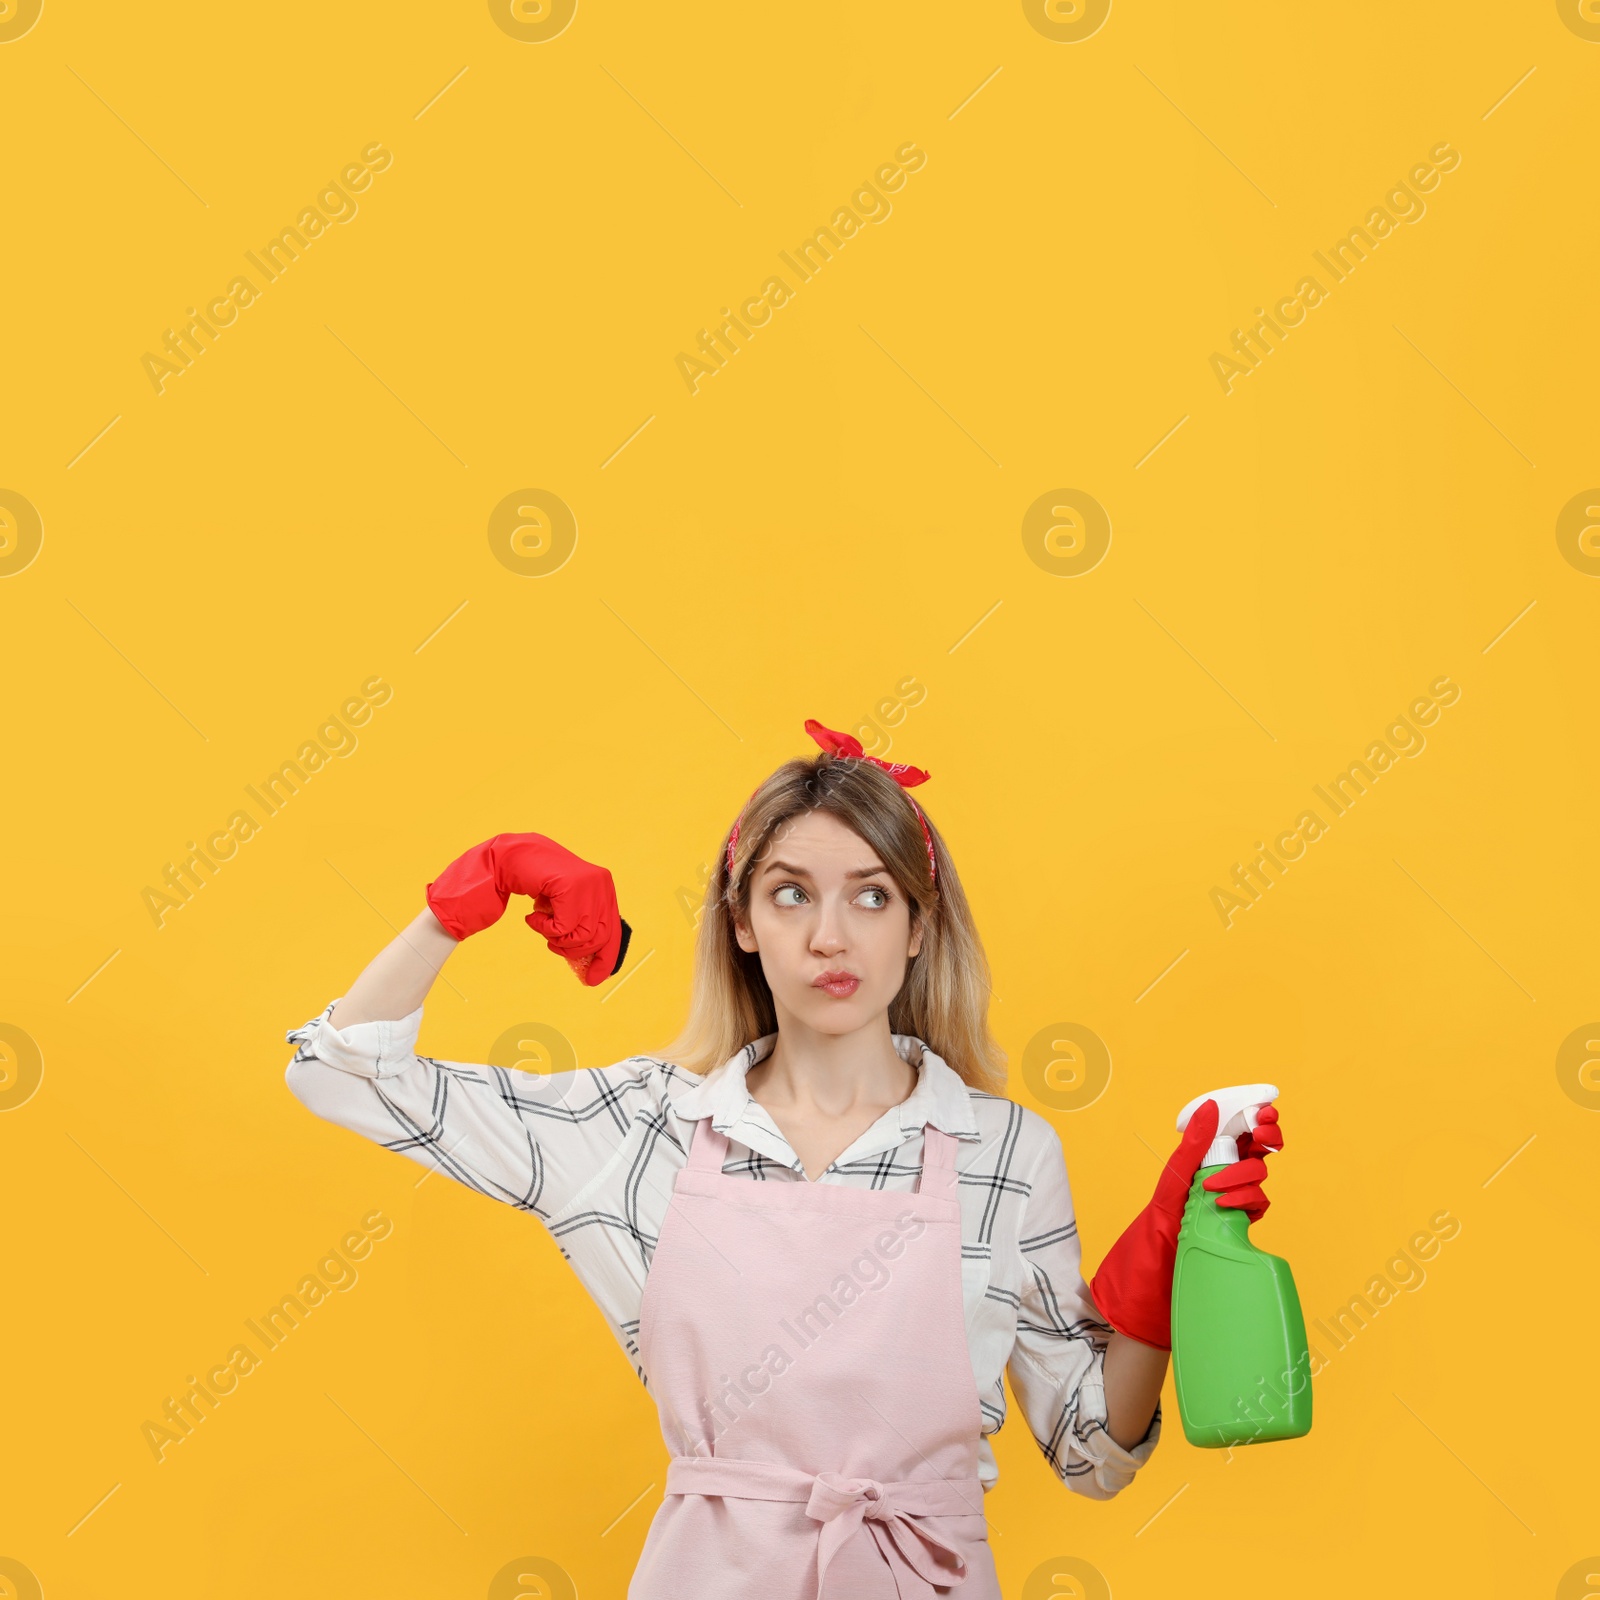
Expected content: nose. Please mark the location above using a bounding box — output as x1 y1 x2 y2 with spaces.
809 894 848 955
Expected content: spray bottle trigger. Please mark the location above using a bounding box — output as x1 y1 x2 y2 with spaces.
1177 1083 1279 1168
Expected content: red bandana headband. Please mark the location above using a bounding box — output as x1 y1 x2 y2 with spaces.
725 718 937 885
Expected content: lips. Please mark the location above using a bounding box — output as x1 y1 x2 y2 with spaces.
812 971 861 997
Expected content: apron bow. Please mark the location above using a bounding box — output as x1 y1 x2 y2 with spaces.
805 1471 970 1598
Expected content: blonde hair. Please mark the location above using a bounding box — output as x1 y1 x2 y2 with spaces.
656 751 1007 1094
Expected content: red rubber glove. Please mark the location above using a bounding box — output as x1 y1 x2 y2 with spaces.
1207 1103 1281 1222
425 833 630 987
1089 1098 1283 1350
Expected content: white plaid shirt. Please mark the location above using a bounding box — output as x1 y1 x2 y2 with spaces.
284 1002 1161 1497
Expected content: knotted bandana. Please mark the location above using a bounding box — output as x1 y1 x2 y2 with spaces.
725 718 936 885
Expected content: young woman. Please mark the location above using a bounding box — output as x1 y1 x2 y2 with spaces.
284 718 1280 1599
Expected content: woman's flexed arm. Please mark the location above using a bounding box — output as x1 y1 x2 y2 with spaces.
284 831 639 1218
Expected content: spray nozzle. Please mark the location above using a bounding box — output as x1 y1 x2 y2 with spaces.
1176 1083 1278 1168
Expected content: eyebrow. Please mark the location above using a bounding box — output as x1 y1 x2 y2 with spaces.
761 859 889 880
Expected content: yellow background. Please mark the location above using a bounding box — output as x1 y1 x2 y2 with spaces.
3 1 1596 1595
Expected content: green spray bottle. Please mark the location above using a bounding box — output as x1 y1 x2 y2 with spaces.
1169 1083 1313 1448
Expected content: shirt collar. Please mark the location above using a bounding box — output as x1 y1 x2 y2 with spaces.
669 1032 981 1171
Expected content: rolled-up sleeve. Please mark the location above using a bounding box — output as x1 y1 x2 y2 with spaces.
283 1000 649 1222
1008 1124 1162 1499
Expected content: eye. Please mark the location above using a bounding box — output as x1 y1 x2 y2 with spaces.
771 883 807 907
858 885 891 909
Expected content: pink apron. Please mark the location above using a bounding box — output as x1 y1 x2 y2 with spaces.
631 1113 999 1600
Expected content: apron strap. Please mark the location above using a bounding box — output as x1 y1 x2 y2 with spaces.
915 1126 959 1200
687 1118 731 1173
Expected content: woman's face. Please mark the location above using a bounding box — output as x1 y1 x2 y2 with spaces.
734 808 923 1033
